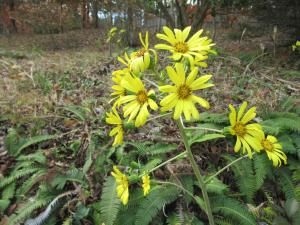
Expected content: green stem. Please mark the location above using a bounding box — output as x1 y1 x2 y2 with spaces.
184 126 223 133
139 151 187 178
147 112 172 122
205 154 252 184
154 180 197 201
144 77 159 88
177 119 215 225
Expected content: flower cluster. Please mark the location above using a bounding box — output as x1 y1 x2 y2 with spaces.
229 102 287 166
107 26 288 205
111 166 150 205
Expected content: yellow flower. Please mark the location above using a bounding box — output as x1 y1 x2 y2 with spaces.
117 52 132 70
142 174 151 196
292 40 300 51
111 166 129 205
261 135 287 167
155 26 214 65
111 70 127 107
119 74 158 127
106 108 124 146
130 32 157 74
228 102 264 158
159 63 214 121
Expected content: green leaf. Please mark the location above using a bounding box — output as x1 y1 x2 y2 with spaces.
61 105 90 121
189 133 225 145
0 199 10 212
14 134 57 156
98 177 121 225
211 196 257 225
205 177 229 194
135 186 180 225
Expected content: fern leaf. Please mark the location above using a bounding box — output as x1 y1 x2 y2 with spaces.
98 177 121 225
145 143 178 155
223 154 256 202
17 151 46 164
215 218 236 225
15 134 57 156
51 168 87 190
0 167 40 188
278 168 300 203
62 217 73 225
24 191 72 225
16 169 47 196
211 196 257 225
8 199 49 225
205 177 229 195
135 186 180 225
141 158 163 173
253 154 272 190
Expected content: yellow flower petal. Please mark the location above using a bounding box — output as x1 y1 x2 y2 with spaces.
237 102 248 121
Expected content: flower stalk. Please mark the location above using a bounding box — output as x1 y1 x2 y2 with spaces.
205 154 250 184
177 118 215 225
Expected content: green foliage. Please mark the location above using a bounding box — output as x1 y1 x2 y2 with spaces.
98 177 121 225
134 186 180 225
206 177 229 195
129 142 178 156
189 133 225 145
5 128 57 156
211 196 257 225
8 199 50 225
223 154 256 202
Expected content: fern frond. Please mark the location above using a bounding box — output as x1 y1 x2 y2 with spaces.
8 199 49 225
278 168 300 203
134 186 180 225
17 151 46 164
205 177 229 195
0 167 40 188
145 143 178 155
98 177 121 225
62 217 73 225
24 190 76 225
223 154 256 202
141 158 163 172
16 169 46 196
51 168 87 190
211 196 257 225
2 182 16 199
253 154 272 190
129 142 177 156
114 190 144 225
215 218 236 225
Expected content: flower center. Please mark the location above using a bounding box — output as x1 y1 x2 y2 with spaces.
177 85 192 99
174 42 189 53
233 122 246 137
136 90 148 104
261 139 273 152
135 48 146 57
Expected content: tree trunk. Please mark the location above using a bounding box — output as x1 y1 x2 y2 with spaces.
127 2 134 46
60 0 64 33
92 0 99 28
191 0 210 33
175 0 188 29
82 0 88 28
155 0 175 28
1 0 17 33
